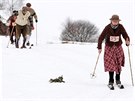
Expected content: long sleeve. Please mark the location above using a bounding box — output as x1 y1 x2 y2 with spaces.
97 26 107 49
120 24 130 41
29 8 38 21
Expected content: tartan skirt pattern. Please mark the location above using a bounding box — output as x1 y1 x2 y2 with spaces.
104 45 125 73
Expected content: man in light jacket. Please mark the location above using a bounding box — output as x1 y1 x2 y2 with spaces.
15 7 30 48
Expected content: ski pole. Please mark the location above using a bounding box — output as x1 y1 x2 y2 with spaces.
91 53 100 78
36 23 37 46
7 26 14 48
127 46 134 86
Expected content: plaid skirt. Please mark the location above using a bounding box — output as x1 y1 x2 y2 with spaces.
104 45 125 73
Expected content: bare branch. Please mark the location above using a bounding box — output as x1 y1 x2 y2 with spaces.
60 18 99 43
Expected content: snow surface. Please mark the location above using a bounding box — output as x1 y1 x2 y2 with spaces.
0 0 135 101
1 36 135 101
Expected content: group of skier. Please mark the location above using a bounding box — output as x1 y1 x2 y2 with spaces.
7 3 38 48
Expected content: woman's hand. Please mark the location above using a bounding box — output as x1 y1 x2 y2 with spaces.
126 38 130 46
98 49 102 54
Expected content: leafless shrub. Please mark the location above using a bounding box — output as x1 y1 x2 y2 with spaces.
60 19 99 43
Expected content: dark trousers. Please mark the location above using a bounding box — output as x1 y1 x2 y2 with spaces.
15 24 28 48
109 72 120 84
9 26 16 43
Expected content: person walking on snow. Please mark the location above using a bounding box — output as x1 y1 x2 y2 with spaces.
25 3 38 46
97 15 130 90
14 7 30 48
7 10 18 44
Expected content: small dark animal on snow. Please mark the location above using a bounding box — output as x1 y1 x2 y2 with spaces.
49 75 65 83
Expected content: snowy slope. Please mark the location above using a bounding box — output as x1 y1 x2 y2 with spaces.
1 36 134 101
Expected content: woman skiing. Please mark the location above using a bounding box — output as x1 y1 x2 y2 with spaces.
97 14 130 90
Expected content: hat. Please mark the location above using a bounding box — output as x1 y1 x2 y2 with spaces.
13 10 17 13
13 10 18 16
22 7 27 12
110 15 121 21
26 3 31 7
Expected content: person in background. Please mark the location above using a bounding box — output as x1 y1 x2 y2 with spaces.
14 7 30 48
97 14 130 90
7 10 18 44
25 3 38 46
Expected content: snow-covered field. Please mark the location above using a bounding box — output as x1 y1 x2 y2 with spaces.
0 0 135 101
1 36 135 101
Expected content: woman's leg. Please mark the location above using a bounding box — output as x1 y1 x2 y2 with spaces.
116 72 121 84
109 72 114 84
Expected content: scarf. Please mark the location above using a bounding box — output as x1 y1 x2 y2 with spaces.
111 24 119 29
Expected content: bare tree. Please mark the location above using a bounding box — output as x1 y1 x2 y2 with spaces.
0 0 6 10
0 0 25 16
60 19 99 43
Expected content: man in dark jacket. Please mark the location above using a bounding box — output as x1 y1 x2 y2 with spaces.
25 3 38 46
97 15 130 90
7 10 18 44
